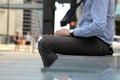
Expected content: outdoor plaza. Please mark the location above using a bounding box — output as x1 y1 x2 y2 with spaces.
0 0 120 80
0 42 120 80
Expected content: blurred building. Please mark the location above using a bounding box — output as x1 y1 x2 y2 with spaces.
23 0 43 37
0 0 23 36
0 0 43 43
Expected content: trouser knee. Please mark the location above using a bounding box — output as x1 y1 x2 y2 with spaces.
38 37 52 50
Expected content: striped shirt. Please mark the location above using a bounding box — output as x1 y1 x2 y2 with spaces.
73 0 115 44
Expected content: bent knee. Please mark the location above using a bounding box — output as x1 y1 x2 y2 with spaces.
38 37 52 49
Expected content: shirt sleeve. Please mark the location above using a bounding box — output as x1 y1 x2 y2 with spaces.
73 0 109 37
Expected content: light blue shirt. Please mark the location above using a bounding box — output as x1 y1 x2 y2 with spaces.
73 0 115 44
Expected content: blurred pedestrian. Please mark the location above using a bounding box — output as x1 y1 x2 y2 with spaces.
13 32 21 51
35 33 43 49
25 31 31 52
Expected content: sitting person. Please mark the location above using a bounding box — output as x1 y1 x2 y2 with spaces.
38 0 115 67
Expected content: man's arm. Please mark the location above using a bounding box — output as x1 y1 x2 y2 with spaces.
73 0 109 37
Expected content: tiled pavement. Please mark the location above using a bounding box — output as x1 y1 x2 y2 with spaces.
0 50 44 80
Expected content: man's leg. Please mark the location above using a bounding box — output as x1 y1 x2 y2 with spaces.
38 36 110 67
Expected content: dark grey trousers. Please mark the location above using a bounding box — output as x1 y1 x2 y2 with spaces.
38 36 113 67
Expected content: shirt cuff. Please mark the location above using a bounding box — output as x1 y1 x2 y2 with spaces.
70 29 74 37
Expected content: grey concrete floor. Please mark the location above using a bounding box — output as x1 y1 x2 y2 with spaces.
0 43 120 80
0 51 44 80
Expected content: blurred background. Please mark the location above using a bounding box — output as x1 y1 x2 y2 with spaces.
0 0 119 51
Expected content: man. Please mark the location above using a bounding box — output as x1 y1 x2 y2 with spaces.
38 0 115 67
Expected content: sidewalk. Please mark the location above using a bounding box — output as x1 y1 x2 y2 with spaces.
0 45 44 80
0 44 38 53
0 44 15 50
0 43 120 80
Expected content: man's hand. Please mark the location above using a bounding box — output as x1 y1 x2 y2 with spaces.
54 28 71 36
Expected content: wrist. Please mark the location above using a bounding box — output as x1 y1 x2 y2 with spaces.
70 30 74 37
